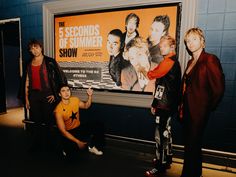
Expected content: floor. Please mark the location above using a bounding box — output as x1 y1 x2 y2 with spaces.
0 107 235 177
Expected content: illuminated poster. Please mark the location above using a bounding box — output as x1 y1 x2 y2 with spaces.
54 3 180 93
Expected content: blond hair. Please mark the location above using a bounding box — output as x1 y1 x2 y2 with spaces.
125 37 149 56
184 27 205 48
160 35 176 46
159 35 176 53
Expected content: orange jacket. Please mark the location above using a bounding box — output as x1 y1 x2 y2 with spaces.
147 52 175 80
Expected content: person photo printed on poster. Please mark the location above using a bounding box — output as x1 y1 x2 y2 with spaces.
54 4 180 93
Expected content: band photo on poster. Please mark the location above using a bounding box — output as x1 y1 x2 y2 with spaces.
54 3 181 93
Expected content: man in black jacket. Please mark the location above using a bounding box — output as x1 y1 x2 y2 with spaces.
147 15 170 65
25 39 67 152
145 35 181 176
107 29 129 86
122 13 140 48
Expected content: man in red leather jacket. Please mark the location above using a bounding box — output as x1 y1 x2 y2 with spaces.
179 27 225 177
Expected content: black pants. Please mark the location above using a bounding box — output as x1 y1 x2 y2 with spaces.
61 120 105 157
154 109 173 168
181 101 209 177
28 90 57 151
28 90 56 125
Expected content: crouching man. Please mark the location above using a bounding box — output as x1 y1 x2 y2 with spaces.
54 84 104 160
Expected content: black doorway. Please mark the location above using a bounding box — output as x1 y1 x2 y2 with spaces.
0 28 6 113
0 19 22 113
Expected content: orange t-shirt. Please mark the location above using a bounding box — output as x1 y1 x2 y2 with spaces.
54 97 81 130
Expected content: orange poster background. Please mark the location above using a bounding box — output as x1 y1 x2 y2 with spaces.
55 5 178 62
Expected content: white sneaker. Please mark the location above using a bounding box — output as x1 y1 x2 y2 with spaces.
62 150 67 156
88 146 103 155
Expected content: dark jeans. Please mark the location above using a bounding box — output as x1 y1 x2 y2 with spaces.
181 100 209 177
61 120 105 157
28 89 56 125
28 90 58 151
154 109 173 168
181 118 204 177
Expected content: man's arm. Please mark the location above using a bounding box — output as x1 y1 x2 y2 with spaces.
25 74 30 109
206 56 225 110
147 58 174 80
55 111 87 149
79 88 93 109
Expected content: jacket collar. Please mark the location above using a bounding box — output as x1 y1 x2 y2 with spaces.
189 49 205 65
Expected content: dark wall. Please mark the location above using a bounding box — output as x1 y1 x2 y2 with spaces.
80 103 156 141
0 0 235 153
80 102 235 153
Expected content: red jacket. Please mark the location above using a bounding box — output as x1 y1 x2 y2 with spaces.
181 50 225 125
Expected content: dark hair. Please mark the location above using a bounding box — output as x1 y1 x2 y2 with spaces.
108 29 124 49
125 13 140 28
108 29 123 40
58 83 70 93
28 39 43 52
153 15 170 34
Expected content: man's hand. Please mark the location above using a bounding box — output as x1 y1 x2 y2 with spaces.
87 87 93 96
25 98 30 109
137 64 146 73
76 140 87 149
151 107 156 115
47 95 55 103
138 72 148 89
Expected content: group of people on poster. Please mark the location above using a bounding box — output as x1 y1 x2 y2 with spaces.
23 13 225 177
106 14 171 93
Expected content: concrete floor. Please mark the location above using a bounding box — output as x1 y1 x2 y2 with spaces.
0 107 235 177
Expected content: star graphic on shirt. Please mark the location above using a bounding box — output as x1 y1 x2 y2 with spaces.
69 111 77 122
